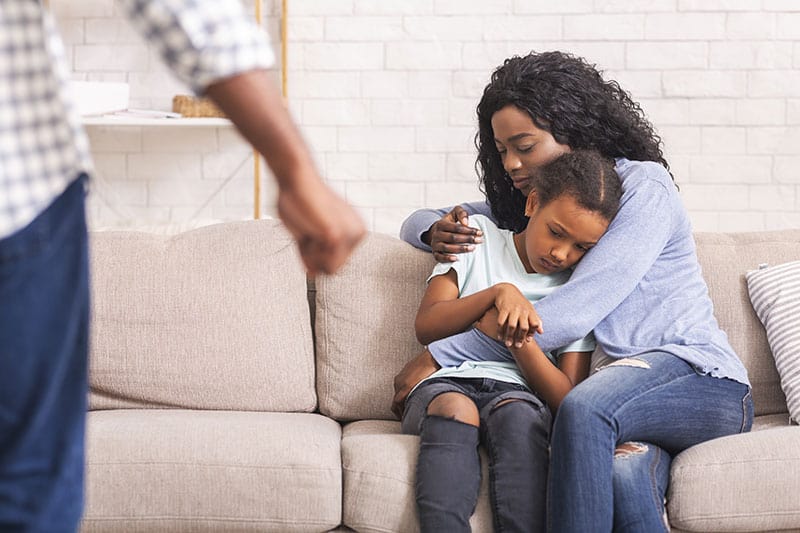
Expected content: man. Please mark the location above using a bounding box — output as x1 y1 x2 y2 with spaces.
0 1 363 530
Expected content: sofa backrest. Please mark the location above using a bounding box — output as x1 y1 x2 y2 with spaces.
693 230 800 416
317 229 800 421
89 222 800 419
315 233 435 420
89 220 317 412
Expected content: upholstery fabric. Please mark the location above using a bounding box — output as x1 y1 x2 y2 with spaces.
340 420 493 533
315 233 435 420
88 220 316 412
693 230 800 416
667 425 800 532
746 260 800 423
82 410 342 532
83 223 800 532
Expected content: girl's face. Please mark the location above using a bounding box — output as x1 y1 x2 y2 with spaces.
491 105 571 196
518 193 609 275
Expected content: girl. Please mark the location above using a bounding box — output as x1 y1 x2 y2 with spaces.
399 150 622 532
397 51 752 532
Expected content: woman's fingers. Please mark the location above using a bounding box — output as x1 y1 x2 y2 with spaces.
431 236 480 262
429 216 484 263
432 251 459 263
433 220 482 242
451 205 470 226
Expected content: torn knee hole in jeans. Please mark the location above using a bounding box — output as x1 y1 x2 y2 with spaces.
614 441 648 458
491 398 539 413
492 398 520 412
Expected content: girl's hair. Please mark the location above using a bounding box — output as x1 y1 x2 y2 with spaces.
476 50 669 232
534 150 622 224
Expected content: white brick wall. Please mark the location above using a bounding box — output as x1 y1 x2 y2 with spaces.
52 0 800 233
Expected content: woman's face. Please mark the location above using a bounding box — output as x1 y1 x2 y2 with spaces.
491 105 571 196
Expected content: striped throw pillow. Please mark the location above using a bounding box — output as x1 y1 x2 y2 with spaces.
746 260 800 424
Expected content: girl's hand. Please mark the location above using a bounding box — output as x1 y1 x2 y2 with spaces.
423 206 484 263
493 283 543 348
391 350 441 419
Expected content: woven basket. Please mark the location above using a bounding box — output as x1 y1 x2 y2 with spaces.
172 94 227 118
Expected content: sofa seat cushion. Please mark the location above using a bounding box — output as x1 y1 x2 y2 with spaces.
667 425 800 532
340 420 493 533
752 412 791 430
82 410 342 532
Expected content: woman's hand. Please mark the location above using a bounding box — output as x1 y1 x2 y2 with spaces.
423 206 484 263
391 350 441 419
492 283 543 348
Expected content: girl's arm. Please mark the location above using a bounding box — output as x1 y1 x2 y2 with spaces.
475 308 589 411
399 201 494 252
510 345 590 412
415 270 541 346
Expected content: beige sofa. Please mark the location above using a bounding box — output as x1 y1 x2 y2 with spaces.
81 219 800 532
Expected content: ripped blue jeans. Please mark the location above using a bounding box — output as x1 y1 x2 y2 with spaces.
402 377 552 533
547 351 753 533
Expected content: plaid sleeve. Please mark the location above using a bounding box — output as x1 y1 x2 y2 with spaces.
118 0 275 94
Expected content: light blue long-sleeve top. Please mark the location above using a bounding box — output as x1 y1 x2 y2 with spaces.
400 158 750 386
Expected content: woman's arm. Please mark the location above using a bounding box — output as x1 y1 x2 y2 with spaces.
534 169 675 352
399 201 493 256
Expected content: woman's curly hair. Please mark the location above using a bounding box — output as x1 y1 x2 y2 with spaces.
476 51 670 232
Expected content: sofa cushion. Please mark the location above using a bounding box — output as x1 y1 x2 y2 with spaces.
315 233 435 420
82 410 342 532
746 260 800 424
340 420 493 533
667 425 800 532
89 220 316 412
694 230 800 416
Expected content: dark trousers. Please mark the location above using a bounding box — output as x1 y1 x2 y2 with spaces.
402 377 552 533
0 177 90 532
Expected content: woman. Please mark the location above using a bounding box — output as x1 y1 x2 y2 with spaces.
397 51 752 532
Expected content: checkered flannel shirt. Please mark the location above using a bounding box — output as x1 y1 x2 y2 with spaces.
0 0 274 239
